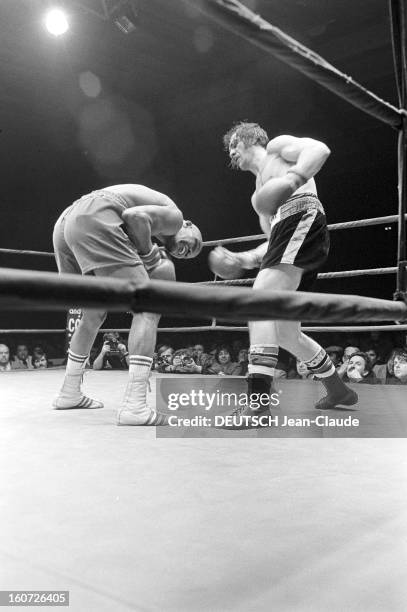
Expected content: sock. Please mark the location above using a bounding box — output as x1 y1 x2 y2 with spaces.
129 355 153 380
120 355 153 421
247 344 278 378
60 350 88 398
304 349 349 398
303 348 335 378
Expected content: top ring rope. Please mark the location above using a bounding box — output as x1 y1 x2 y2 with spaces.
0 267 406 324
185 0 406 129
202 214 407 247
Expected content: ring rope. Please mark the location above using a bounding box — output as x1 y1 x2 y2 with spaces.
2 324 407 335
202 214 407 247
0 268 406 324
0 248 55 258
1 213 406 257
190 0 406 128
199 267 399 287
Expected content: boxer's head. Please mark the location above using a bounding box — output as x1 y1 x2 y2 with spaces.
165 220 202 259
223 122 269 169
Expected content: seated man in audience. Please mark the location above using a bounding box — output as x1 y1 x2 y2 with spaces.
11 343 34 370
387 350 407 385
0 343 12 372
325 345 343 369
33 350 49 369
343 352 379 384
337 345 360 379
364 346 387 382
153 344 175 373
93 332 129 370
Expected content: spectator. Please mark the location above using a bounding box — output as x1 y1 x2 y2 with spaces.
365 347 379 368
343 352 379 384
33 344 45 360
295 360 314 380
0 343 12 372
207 345 243 376
325 345 343 368
93 332 129 370
166 348 203 374
11 343 34 370
366 331 394 363
33 351 49 369
364 346 387 381
387 350 407 385
337 345 360 379
154 344 175 373
237 347 249 376
192 343 211 368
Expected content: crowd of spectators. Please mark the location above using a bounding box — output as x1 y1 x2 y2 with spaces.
0 342 52 371
1 330 407 385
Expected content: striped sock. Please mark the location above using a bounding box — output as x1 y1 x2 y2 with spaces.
66 350 88 374
129 355 153 379
248 344 278 378
60 350 88 396
304 349 335 378
118 355 154 423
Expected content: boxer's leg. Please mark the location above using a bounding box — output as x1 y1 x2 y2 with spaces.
107 260 175 425
53 216 107 409
247 264 302 398
53 309 107 409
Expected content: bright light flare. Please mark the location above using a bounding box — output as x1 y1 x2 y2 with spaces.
44 8 69 36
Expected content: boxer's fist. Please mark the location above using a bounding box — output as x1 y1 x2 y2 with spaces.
140 244 162 273
208 246 244 280
149 257 176 282
254 171 304 215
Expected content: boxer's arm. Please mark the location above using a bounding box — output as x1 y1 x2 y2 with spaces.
267 135 331 184
254 136 330 216
236 241 268 270
122 187 183 244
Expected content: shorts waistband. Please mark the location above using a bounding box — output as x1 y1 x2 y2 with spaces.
276 193 324 222
74 189 129 209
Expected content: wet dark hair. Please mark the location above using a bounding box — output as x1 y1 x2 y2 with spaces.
223 121 269 151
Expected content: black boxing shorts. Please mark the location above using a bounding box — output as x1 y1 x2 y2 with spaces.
259 193 330 292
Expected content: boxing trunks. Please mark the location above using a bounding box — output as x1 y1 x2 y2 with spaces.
53 189 143 274
260 192 330 291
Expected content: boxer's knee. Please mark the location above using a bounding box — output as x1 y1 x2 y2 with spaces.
80 309 107 329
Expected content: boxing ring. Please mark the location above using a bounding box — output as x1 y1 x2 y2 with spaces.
1 1 407 611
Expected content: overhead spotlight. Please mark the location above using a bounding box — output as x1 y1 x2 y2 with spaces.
110 0 139 34
44 7 69 36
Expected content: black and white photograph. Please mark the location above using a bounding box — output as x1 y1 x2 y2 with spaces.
1 1 406 610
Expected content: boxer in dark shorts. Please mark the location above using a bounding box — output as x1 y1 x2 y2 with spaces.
260 192 330 292
209 123 357 425
52 184 202 425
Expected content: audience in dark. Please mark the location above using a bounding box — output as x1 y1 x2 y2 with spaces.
0 330 406 384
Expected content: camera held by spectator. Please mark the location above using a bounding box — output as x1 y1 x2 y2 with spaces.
93 332 129 370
